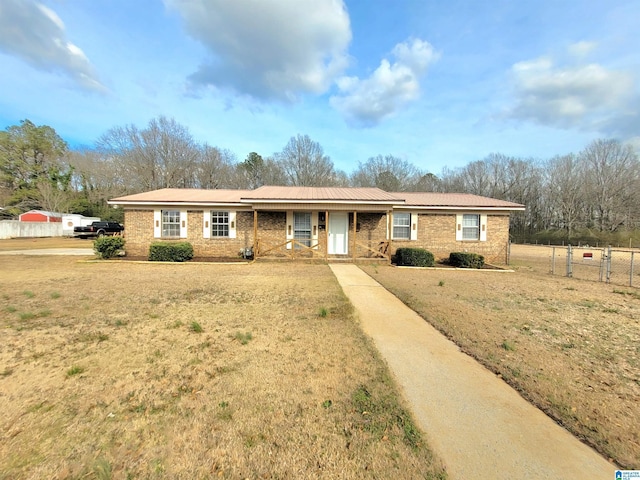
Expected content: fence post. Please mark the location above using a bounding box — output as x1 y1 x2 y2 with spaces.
606 246 612 284
551 247 555 275
599 249 604 282
567 244 572 277
630 251 635 287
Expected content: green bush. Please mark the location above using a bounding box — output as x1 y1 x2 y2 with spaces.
395 248 435 267
149 242 194 262
449 252 485 268
93 236 125 259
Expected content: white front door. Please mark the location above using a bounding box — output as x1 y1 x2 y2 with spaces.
328 212 348 255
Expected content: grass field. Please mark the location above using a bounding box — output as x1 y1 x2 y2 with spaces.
0 254 445 479
0 237 90 251
362 244 640 469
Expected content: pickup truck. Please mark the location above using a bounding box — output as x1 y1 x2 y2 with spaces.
74 221 124 238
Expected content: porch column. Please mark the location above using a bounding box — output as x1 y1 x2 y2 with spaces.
352 210 357 262
387 210 392 264
253 210 258 258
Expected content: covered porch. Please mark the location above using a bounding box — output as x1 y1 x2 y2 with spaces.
249 208 394 262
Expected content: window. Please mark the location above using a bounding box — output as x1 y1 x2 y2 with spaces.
211 211 229 237
162 210 180 237
294 212 312 248
393 213 411 240
462 214 480 240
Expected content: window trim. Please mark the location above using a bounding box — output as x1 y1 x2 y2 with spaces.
293 211 312 248
462 214 480 241
286 211 318 249
211 211 230 238
456 213 487 242
161 209 181 238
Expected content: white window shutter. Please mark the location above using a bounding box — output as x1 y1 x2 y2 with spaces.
455 214 463 241
286 211 293 249
180 210 188 238
480 214 487 241
229 211 237 239
410 213 418 241
154 210 162 238
311 212 319 248
203 210 210 239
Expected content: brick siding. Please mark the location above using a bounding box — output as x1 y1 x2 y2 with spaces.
123 209 510 263
392 213 510 264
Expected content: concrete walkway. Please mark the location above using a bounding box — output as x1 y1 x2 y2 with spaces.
330 264 616 479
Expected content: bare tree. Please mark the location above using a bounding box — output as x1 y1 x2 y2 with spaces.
97 116 199 191
580 139 640 232
350 154 425 191
191 145 235 189
543 154 585 236
277 134 336 186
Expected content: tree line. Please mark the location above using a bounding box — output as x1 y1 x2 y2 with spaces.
1 117 639 245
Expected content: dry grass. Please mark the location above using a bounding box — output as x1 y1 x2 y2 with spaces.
362 244 640 469
0 237 90 251
0 254 445 479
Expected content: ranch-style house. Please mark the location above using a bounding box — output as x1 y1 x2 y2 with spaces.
108 186 525 263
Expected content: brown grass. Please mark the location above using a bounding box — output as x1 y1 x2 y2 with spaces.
0 254 445 479
362 244 640 469
0 237 90 251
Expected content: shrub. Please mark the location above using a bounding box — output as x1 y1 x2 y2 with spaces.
449 252 485 268
93 236 125 259
148 242 194 262
394 248 435 267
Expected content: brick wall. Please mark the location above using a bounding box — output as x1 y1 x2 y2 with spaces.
188 210 255 258
123 209 255 258
123 209 153 256
352 212 388 258
123 208 510 263
389 213 510 264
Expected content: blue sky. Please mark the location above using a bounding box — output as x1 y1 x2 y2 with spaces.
1 0 639 175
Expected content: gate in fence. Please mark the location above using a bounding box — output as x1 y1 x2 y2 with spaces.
550 245 637 287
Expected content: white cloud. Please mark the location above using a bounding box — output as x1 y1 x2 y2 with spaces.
330 38 438 127
165 0 351 101
507 49 637 135
0 0 105 92
567 41 597 58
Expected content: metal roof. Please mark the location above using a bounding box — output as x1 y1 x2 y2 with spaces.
242 186 403 203
395 192 525 209
109 187 525 210
110 188 251 204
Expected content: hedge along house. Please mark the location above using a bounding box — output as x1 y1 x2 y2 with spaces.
108 186 525 263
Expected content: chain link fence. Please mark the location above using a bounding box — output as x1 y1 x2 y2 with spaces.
511 244 639 287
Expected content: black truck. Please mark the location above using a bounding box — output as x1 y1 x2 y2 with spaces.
73 221 124 239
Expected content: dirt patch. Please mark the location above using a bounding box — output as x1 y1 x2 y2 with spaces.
0 256 444 479
361 246 640 469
